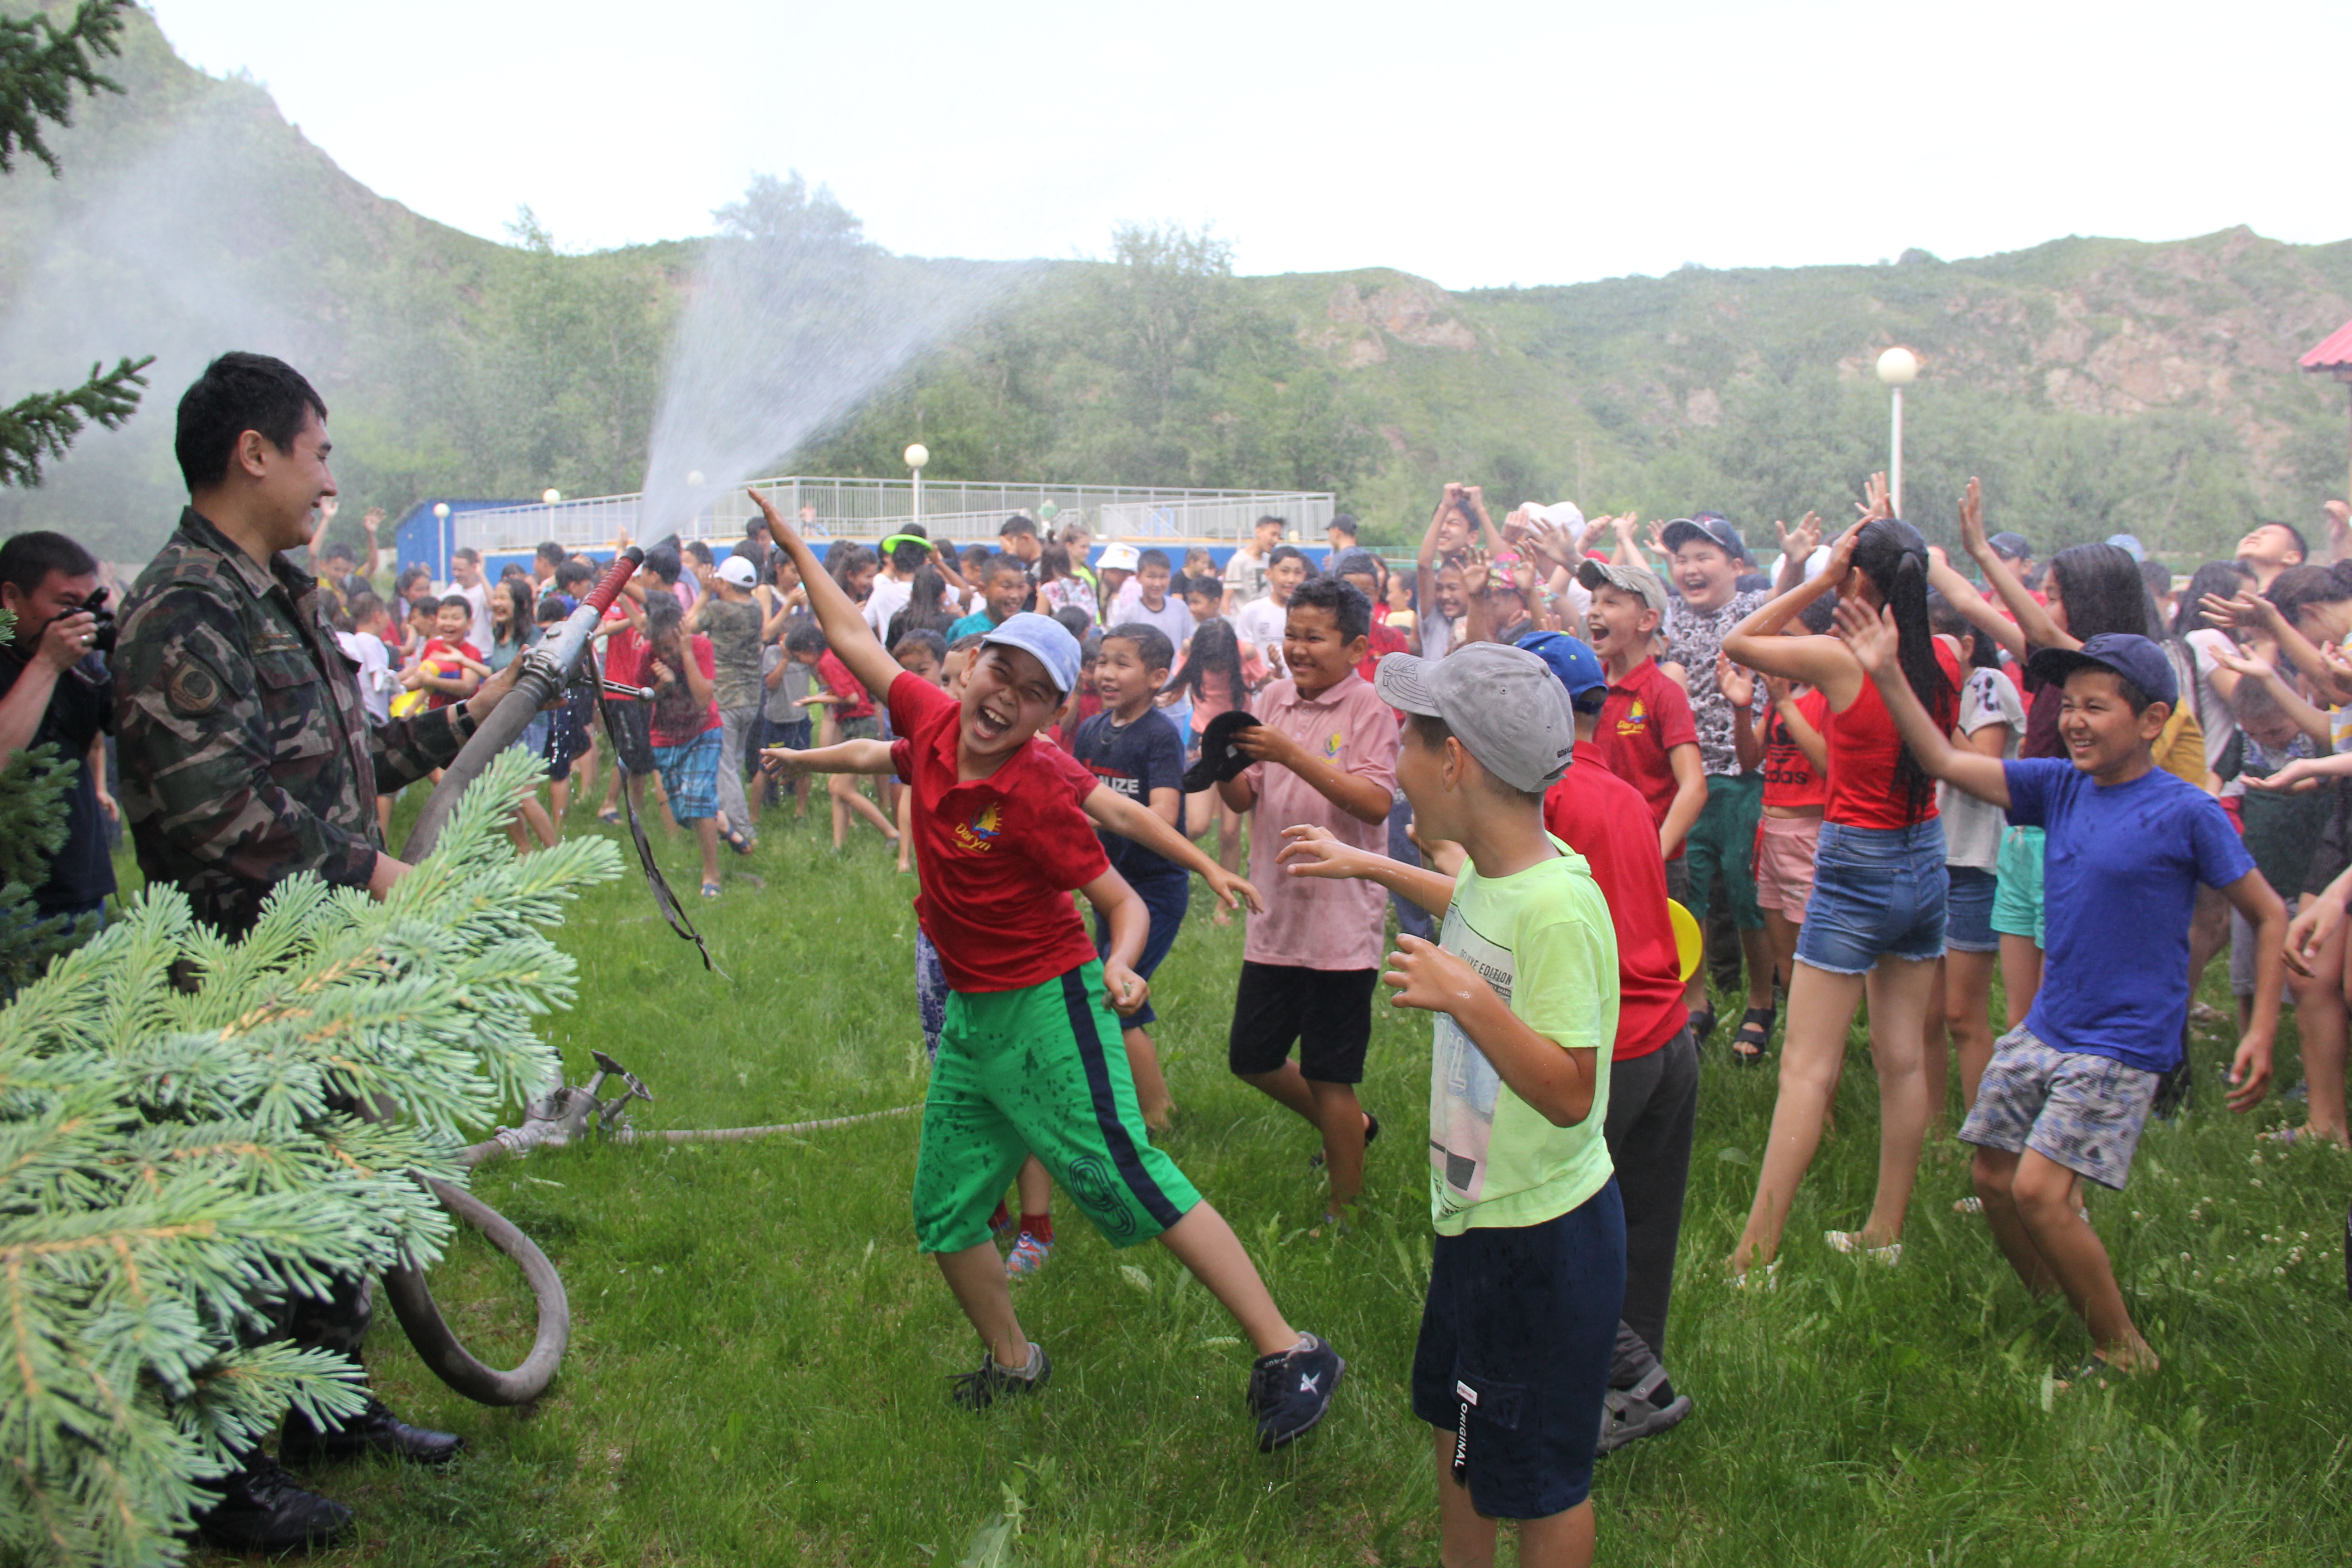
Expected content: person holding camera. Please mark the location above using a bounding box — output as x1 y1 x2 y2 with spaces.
0 529 117 929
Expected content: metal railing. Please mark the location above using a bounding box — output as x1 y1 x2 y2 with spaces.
451 475 1334 556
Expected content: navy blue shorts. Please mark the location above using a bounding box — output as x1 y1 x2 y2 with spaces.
1093 872 1188 1028
764 715 812 751
1411 1183 1626 1520
1944 864 1999 954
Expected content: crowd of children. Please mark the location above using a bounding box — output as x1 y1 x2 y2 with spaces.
308 481 2347 1568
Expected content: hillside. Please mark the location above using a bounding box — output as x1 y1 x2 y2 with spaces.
4 3 2348 564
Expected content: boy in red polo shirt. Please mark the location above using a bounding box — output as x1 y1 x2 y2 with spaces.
751 491 1344 1452
1577 560 1705 907
1518 632 1698 1457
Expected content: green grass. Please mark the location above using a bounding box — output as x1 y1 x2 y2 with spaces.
172 798 2351 1566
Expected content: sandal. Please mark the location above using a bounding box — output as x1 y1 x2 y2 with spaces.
1730 1004 1775 1064
596 807 621 826
720 823 755 858
1689 1007 1717 1046
700 880 721 900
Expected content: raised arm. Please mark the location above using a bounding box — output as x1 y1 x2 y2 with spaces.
1274 823 1456 917
1720 655 1763 772
761 738 896 776
1721 524 1866 702
1926 542 2029 662
1835 599 2011 808
1958 477 2070 652
749 488 901 701
2206 643 2332 750
1769 678 1829 774
1415 484 1461 629
1771 513 1822 598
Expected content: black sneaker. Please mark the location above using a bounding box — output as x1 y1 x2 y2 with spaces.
1248 1333 1343 1451
281 1396 464 1467
191 1453 355 1553
948 1343 1051 1410
1595 1367 1692 1455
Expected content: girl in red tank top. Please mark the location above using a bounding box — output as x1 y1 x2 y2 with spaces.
1718 498 1958 1279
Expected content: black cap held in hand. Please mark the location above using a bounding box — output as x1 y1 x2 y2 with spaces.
1181 710 1262 794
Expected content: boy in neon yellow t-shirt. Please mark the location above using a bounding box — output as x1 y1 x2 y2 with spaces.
1278 640 1621 1568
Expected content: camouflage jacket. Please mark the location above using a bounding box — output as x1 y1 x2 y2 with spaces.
114 508 475 936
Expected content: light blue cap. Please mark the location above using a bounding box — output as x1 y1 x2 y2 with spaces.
979 612 1083 695
2105 533 2147 562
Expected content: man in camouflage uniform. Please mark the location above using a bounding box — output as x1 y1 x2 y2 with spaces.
116 352 532 1553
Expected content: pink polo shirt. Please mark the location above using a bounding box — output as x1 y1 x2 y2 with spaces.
1239 671 1400 973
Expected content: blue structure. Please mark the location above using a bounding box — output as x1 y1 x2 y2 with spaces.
392 499 534 583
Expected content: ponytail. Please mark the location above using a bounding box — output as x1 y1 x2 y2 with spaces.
1854 519 1955 818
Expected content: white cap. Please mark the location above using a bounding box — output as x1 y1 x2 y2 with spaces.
717 554 759 586
1097 542 1141 572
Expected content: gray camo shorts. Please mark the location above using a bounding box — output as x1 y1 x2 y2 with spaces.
1957 1025 2159 1191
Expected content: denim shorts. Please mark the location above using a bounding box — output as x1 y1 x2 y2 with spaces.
1796 818 1948 974
1990 825 2046 947
1944 864 2000 954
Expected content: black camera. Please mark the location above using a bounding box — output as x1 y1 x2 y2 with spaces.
81 588 117 656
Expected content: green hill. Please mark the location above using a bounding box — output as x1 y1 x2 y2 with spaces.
5 2 2348 565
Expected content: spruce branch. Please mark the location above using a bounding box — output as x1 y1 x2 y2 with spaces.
0 0 130 176
0 357 153 490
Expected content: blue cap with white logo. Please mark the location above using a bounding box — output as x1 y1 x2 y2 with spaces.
1515 631 1607 704
979 612 1083 695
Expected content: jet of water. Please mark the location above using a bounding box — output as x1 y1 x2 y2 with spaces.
639 174 1029 539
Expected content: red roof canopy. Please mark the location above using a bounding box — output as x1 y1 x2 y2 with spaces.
2303 318 2352 371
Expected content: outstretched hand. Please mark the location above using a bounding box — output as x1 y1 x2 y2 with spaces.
1819 519 1865 588
1775 511 1823 562
1856 471 1892 524
1715 651 1755 708
2242 757 2323 794
1833 596 1899 677
759 746 817 778
1382 933 1485 1015
1202 863 1266 915
1276 823 1377 882
2199 590 2274 633
1957 476 1989 557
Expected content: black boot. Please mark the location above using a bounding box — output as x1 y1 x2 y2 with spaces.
281 1396 464 1466
191 1452 354 1553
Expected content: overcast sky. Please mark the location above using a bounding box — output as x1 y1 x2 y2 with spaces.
147 0 2346 289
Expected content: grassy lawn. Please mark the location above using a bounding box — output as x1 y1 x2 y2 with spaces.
174 797 2350 1566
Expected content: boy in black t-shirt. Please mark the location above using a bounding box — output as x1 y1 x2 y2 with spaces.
1074 624 1190 1135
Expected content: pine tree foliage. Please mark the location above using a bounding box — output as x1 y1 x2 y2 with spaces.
0 608 96 985
0 747 620 1567
0 0 148 493
0 0 128 176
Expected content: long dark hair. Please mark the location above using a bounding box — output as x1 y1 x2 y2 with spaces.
490 577 533 651
1168 616 1243 702
2046 542 2157 642
641 592 703 732
1927 591 1999 671
2173 560 2253 637
1852 519 1955 815
886 564 957 644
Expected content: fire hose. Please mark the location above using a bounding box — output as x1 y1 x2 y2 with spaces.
382 548 928 1405
382 548 643 1407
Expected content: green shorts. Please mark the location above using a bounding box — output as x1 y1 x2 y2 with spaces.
1990 824 2046 947
1683 771 1764 930
912 960 1200 1254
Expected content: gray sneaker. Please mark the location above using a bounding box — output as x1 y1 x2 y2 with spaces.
1595 1367 1691 1455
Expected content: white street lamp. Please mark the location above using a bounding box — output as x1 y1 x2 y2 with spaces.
1875 346 1920 517
542 488 562 506
432 501 452 583
905 443 930 527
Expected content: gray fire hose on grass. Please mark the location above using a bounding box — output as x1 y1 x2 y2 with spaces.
382 547 923 1406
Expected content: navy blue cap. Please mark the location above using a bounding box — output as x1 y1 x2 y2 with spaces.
979 612 1083 695
1987 530 2031 561
1660 514 1749 563
2026 633 2177 708
1515 630 1607 701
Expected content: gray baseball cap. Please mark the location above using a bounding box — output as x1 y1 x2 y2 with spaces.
1374 643 1575 793
979 612 1083 695
1575 558 1670 622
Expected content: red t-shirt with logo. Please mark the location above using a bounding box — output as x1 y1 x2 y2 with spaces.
887 671 1109 993
1590 659 1700 859
817 649 876 720
1761 687 1831 810
1543 756 1690 1060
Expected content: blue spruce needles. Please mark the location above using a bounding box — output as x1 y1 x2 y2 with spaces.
0 747 619 1566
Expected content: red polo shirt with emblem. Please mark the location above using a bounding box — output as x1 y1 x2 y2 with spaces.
1543 755 1690 1061
1590 658 1699 859
887 671 1109 993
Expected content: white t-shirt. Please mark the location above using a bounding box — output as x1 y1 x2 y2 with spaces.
451 580 492 652
1234 594 1289 675
2184 628 2238 770
1108 586 1195 654
864 573 915 638
338 629 395 725
1940 666 2024 870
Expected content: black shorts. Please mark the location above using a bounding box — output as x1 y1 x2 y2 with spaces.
1664 855 1690 907
1410 1183 1625 1521
545 687 595 782
605 699 657 776
1226 961 1378 1083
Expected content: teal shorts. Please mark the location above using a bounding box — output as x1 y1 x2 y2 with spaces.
912 960 1200 1254
1989 825 2045 947
1683 771 1764 930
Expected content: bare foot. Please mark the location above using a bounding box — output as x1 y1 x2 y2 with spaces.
1212 907 1232 927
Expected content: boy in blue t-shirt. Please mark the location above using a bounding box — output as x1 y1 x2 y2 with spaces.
1849 614 2288 1377
1074 623 1191 1137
